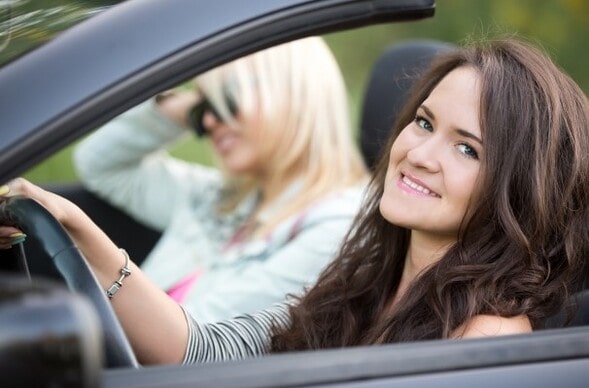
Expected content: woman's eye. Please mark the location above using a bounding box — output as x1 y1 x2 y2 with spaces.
415 116 433 131
457 143 479 160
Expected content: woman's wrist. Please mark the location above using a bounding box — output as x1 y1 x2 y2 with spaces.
105 248 132 299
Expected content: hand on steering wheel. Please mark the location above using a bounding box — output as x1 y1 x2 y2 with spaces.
0 180 138 368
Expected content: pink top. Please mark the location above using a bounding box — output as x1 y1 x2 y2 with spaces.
167 270 202 303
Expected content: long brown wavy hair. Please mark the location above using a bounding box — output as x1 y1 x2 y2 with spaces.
271 37 589 351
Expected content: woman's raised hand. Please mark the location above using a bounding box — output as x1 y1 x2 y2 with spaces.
155 90 200 127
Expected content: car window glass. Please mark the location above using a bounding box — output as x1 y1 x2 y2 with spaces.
0 0 124 67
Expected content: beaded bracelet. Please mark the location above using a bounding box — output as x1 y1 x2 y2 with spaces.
106 248 132 299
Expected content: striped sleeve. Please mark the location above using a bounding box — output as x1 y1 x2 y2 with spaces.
182 303 292 364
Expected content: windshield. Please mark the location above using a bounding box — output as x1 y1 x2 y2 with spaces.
0 0 122 67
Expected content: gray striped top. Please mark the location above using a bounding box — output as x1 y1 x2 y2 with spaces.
182 303 292 363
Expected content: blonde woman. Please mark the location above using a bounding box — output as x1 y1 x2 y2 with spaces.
72 36 368 322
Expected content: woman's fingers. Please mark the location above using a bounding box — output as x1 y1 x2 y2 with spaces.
0 226 26 249
0 180 31 249
156 90 200 127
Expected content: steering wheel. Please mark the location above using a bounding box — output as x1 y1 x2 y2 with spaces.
0 196 138 368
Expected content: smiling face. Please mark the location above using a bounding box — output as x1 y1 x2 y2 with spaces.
380 66 483 244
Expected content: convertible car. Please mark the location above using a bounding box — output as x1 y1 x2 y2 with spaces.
0 0 588 387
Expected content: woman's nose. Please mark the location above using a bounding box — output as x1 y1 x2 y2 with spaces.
405 138 442 172
201 110 222 134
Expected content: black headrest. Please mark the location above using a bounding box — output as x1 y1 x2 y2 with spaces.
360 39 457 170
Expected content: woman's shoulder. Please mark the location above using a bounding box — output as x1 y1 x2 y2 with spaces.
453 314 532 339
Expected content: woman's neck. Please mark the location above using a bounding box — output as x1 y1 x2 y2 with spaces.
256 165 303 212
244 170 304 238
403 231 455 281
383 232 455 316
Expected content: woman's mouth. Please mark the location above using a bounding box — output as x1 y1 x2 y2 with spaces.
212 133 237 154
399 174 440 198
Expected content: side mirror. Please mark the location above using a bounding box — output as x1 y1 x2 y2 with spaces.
0 274 103 388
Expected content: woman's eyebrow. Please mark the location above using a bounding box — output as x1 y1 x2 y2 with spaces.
456 129 482 145
419 104 482 145
419 104 435 119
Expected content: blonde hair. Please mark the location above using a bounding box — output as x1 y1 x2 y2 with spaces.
195 37 367 233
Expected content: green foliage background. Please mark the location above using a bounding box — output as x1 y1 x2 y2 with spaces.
22 0 589 183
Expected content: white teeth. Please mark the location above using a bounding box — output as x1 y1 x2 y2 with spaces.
402 176 438 197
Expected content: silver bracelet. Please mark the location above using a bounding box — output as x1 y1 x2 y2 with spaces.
106 248 132 299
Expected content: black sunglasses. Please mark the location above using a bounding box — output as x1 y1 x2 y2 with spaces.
188 93 238 137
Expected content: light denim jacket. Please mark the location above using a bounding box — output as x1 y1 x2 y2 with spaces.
74 100 366 322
